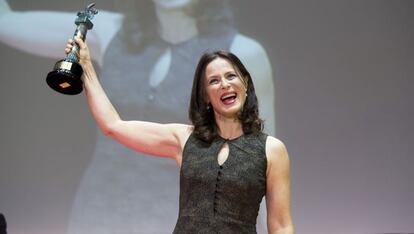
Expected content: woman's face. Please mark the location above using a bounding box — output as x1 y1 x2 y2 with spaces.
204 57 248 119
152 0 195 9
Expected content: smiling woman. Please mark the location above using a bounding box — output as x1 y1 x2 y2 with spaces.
189 50 262 143
69 33 294 232
205 58 248 116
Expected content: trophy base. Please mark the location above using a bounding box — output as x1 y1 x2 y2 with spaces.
46 60 83 95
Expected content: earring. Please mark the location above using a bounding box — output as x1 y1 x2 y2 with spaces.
206 104 211 110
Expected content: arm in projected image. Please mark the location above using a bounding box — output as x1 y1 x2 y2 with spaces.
0 0 122 66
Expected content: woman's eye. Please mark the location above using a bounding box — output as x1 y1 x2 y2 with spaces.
209 79 218 84
227 74 237 80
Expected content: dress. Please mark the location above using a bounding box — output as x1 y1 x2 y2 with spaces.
173 133 268 234
67 29 237 233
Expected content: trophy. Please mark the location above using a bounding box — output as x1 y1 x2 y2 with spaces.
46 3 98 95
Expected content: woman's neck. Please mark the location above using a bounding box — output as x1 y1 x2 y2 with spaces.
155 6 199 44
214 114 244 140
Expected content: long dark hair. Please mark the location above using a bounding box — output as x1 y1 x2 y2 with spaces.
114 0 234 52
189 50 264 143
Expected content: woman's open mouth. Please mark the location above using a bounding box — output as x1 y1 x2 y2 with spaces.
220 92 237 105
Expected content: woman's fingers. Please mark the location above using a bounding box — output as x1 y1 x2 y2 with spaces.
64 38 73 54
74 37 86 49
63 37 91 63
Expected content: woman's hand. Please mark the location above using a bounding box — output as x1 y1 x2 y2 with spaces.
64 37 92 67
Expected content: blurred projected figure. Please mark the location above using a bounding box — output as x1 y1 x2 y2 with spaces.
0 0 275 233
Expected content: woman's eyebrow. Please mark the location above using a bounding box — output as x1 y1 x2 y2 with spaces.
207 74 219 80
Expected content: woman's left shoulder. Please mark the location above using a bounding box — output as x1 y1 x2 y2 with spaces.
265 136 289 163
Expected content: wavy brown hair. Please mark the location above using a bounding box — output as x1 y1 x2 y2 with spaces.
189 50 264 143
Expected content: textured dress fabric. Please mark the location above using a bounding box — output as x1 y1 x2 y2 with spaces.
173 133 268 234
67 28 237 234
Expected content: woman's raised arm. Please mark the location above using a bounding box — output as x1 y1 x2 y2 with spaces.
68 37 191 164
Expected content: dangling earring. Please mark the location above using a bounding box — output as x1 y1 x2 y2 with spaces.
206 103 211 111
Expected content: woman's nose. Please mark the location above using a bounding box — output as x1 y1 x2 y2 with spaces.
221 79 230 89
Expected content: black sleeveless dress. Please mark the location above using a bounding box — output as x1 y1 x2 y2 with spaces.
173 133 268 234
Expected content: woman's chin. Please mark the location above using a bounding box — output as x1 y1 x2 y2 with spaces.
214 104 243 119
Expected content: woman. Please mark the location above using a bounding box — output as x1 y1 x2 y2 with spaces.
1 0 276 232
65 35 293 233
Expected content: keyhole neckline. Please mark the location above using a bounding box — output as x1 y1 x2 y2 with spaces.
218 133 244 142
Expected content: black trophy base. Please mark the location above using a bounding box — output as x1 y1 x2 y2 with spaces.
46 59 84 95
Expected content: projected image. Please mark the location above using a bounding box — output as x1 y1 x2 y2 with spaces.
0 0 275 233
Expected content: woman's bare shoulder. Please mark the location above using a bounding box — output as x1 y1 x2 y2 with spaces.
167 123 193 146
265 136 289 168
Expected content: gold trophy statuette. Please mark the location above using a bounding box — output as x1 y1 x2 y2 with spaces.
46 3 98 95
